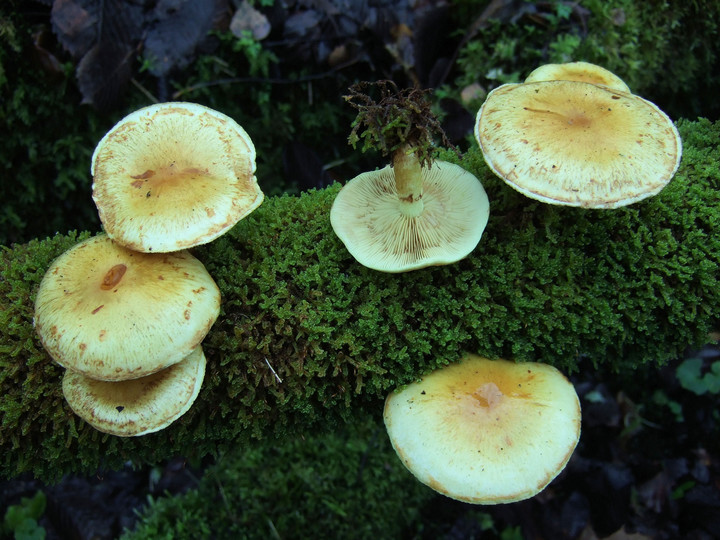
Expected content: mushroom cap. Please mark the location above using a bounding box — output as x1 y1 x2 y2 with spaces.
91 101 264 252
384 354 581 504
329 161 490 272
62 345 206 437
524 61 631 93
34 234 221 381
475 80 682 208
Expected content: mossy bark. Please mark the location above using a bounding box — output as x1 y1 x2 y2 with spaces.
1 119 719 482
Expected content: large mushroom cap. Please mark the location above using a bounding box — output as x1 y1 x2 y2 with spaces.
330 161 490 272
524 61 631 93
62 345 207 437
91 101 263 252
475 80 682 208
34 234 221 381
384 354 581 504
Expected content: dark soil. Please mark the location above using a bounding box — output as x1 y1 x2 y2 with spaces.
0 457 207 539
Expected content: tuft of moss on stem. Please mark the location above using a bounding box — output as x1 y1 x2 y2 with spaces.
344 80 453 169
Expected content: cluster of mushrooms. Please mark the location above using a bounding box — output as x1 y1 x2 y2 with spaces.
32 61 682 504
331 62 682 504
33 103 264 437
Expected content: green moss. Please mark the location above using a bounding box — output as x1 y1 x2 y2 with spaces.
0 119 718 482
121 417 433 539
0 6 105 246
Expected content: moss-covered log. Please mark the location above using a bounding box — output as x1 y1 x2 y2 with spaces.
1 119 719 482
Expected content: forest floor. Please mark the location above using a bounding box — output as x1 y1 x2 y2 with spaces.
2 341 719 539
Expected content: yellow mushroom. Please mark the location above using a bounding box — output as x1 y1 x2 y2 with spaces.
34 234 220 381
330 161 490 272
384 354 581 504
62 346 206 437
91 102 263 252
475 80 682 208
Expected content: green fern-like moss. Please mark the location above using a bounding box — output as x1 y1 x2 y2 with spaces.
1 119 718 482
121 416 433 540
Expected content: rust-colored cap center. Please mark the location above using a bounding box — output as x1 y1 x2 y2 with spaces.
473 382 504 409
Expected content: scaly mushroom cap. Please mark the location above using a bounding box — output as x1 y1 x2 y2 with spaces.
62 345 206 437
384 354 581 504
475 81 682 208
524 61 631 93
34 234 221 381
330 161 490 272
91 102 263 252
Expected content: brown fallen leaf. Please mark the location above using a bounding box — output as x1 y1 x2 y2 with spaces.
230 0 271 41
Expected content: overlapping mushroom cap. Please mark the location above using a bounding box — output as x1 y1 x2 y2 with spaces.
330 161 490 272
62 346 207 437
524 61 631 93
384 354 581 504
34 234 221 381
91 101 263 252
475 79 682 208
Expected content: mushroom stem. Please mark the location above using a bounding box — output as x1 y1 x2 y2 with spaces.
392 145 424 217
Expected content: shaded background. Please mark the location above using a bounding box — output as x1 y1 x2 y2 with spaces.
2 0 719 246
1 1 719 538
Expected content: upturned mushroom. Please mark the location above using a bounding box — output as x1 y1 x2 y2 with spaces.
331 81 489 272
91 101 264 252
33 234 221 381
62 346 207 437
475 79 682 208
384 354 581 504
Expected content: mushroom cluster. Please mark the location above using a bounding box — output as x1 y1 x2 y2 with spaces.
475 61 682 209
34 102 263 436
384 354 581 504
381 61 680 504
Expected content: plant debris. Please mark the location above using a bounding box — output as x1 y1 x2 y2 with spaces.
50 0 229 110
345 79 453 167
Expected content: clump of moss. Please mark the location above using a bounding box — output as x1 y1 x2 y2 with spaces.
345 80 452 167
121 416 433 539
0 8 104 246
0 119 718 481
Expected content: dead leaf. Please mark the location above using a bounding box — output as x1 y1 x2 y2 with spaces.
76 40 134 111
51 0 98 58
230 0 271 41
144 0 229 78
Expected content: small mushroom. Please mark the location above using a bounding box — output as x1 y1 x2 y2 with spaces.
524 61 631 93
91 102 264 253
475 80 682 208
33 234 221 381
384 354 581 504
330 160 489 272
62 346 206 437
333 81 490 272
